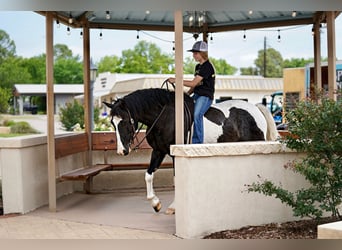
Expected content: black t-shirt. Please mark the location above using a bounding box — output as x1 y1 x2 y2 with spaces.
194 60 216 100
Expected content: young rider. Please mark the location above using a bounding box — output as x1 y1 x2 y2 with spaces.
168 41 216 144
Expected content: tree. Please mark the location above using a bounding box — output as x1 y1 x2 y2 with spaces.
255 48 283 77
54 44 74 60
210 58 237 75
240 66 259 75
21 55 46 83
183 56 196 74
54 57 83 83
283 58 314 68
97 55 121 73
0 29 16 64
183 56 236 75
0 56 32 89
0 87 11 113
119 41 174 73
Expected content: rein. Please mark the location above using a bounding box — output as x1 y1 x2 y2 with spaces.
131 105 167 151
125 79 193 150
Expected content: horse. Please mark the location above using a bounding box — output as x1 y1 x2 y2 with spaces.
103 88 278 214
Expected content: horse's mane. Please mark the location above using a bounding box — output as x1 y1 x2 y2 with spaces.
123 88 191 116
126 88 173 106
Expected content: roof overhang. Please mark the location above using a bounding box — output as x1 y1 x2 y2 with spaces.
37 11 340 34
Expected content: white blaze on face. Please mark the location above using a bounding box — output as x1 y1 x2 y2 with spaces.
113 116 125 155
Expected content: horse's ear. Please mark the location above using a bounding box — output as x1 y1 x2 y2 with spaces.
103 101 114 109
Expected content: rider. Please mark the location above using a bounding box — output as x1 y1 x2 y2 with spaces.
168 40 216 144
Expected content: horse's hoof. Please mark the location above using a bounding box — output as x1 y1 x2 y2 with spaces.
153 202 162 213
165 207 175 215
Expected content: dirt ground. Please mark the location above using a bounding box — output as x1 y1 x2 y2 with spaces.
203 217 340 239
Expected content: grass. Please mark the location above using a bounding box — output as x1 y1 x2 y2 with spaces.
0 133 33 138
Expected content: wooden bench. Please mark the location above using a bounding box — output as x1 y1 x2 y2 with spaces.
55 132 173 193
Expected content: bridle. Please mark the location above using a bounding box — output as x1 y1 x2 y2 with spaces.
112 79 193 151
115 99 167 151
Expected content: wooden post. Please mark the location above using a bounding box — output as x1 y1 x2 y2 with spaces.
83 23 92 164
174 10 184 145
326 11 337 101
313 20 322 101
46 12 56 212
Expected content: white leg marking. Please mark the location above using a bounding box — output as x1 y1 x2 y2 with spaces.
145 172 155 200
145 172 161 212
113 116 125 155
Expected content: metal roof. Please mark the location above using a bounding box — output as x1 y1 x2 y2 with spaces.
38 11 338 35
111 75 282 94
14 84 84 95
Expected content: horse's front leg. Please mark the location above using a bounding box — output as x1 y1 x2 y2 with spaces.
145 150 165 213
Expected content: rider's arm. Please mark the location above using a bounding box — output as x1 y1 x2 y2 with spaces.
168 75 203 88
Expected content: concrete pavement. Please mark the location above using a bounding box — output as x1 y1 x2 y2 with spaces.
0 189 179 239
0 214 178 239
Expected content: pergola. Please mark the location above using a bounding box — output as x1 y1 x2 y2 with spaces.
37 10 340 211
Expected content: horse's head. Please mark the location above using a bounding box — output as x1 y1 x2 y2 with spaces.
103 99 135 156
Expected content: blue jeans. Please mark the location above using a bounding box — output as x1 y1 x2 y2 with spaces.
192 94 212 144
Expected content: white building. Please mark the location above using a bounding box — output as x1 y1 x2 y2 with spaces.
99 74 283 108
13 84 84 115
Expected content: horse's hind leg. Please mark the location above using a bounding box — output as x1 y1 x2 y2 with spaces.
145 150 166 212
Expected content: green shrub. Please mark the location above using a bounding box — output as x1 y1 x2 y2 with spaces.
247 91 342 220
59 99 100 131
3 119 16 127
10 121 39 134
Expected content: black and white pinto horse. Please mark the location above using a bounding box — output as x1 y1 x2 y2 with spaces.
103 88 278 214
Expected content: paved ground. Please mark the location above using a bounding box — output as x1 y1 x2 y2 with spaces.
1 114 67 134
0 189 179 239
1 115 179 239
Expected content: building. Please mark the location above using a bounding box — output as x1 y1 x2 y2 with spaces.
99 74 283 114
13 84 84 115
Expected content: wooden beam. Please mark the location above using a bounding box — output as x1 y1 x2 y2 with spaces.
45 11 56 212
207 17 314 33
174 10 184 145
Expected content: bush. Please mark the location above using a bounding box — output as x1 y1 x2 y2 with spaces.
59 99 100 131
247 91 342 219
10 121 39 134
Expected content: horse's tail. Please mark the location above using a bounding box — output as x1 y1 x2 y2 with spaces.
255 103 279 141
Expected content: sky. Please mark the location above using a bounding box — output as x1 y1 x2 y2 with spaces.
1 11 342 72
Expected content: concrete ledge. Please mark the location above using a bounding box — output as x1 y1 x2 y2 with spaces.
0 126 10 134
318 221 342 239
171 141 307 239
171 141 293 157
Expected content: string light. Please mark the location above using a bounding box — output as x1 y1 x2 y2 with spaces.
248 10 253 15
80 31 83 39
106 11 111 20
277 29 281 42
99 29 103 40
67 26 71 36
56 19 60 28
243 29 246 41
189 15 194 27
210 33 213 43
68 13 73 24
292 11 297 17
136 30 140 39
